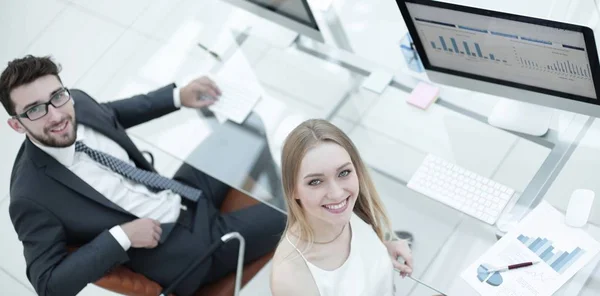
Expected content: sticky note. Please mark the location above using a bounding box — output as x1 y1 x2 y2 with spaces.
406 82 440 109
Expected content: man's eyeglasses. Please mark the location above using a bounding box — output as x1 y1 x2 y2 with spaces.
15 88 72 121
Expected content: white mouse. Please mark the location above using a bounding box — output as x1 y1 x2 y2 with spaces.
565 189 595 227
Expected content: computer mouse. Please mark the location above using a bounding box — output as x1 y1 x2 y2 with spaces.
565 189 595 228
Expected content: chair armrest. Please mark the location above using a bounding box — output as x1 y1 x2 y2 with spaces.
141 150 155 166
220 189 260 213
94 266 173 296
66 246 173 296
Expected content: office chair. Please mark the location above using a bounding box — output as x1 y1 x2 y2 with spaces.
68 189 275 296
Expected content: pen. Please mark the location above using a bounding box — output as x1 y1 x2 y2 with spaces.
408 275 447 296
486 260 540 273
197 43 222 61
394 268 447 296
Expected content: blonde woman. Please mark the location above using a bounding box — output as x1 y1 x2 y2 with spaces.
270 119 414 296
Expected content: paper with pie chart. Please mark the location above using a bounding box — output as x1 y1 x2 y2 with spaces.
460 201 600 296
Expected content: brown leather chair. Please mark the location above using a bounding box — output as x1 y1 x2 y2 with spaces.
69 189 275 296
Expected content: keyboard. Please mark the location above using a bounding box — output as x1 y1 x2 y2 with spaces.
407 154 515 225
208 77 261 124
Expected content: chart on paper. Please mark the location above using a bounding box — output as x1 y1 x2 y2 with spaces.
476 264 503 286
517 234 586 274
460 201 600 296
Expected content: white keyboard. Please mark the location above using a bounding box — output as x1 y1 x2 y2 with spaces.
209 77 261 124
407 154 515 225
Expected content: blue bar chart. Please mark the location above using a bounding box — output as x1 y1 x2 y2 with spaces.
430 36 506 62
518 57 591 78
474 43 483 57
463 41 471 56
518 234 586 274
439 36 447 51
451 38 459 53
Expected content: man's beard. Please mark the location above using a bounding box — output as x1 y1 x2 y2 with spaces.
26 115 77 148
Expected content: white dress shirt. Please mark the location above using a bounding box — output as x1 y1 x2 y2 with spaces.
32 89 184 250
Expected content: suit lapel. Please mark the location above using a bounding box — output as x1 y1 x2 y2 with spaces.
45 162 132 215
25 139 132 215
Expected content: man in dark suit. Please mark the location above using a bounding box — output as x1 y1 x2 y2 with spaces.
1 55 286 296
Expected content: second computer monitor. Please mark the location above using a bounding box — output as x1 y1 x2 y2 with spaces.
221 0 324 42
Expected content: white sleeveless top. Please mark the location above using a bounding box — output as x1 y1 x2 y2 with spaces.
286 214 395 296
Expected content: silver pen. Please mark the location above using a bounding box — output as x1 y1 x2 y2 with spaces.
197 43 222 61
394 269 447 295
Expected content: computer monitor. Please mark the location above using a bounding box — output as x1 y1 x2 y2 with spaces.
396 0 600 136
221 0 324 43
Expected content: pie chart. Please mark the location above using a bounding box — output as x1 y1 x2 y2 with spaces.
477 264 503 286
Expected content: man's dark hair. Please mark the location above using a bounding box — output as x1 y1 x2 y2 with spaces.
0 55 62 116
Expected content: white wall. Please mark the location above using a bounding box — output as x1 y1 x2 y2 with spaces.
0 113 26 197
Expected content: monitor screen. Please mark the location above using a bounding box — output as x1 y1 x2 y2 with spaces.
246 0 318 30
405 1 597 100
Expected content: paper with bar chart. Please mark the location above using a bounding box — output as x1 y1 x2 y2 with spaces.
406 3 596 99
460 201 600 296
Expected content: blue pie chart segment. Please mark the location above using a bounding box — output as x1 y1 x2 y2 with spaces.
477 265 503 286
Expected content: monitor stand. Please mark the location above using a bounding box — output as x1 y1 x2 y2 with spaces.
247 20 299 48
487 99 553 136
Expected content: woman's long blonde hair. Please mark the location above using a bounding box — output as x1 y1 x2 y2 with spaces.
281 119 395 247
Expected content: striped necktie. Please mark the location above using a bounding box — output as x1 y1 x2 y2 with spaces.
75 141 202 201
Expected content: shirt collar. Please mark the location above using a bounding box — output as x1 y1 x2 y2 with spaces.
31 124 86 167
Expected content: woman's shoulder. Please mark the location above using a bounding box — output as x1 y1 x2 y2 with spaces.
271 233 319 296
272 233 306 270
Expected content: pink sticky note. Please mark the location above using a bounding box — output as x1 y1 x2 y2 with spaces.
407 82 440 110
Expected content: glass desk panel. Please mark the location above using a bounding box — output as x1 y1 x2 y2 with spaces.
111 0 600 293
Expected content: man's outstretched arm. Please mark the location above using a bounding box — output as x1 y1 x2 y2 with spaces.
101 76 222 129
102 84 179 129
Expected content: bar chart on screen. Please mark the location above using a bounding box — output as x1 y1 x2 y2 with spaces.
430 35 508 63
517 57 592 79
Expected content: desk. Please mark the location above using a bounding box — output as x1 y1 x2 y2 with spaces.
114 0 600 294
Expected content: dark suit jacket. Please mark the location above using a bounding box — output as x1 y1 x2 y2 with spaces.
9 85 216 296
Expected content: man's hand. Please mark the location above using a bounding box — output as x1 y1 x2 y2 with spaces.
179 76 222 109
384 239 414 278
121 218 162 249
